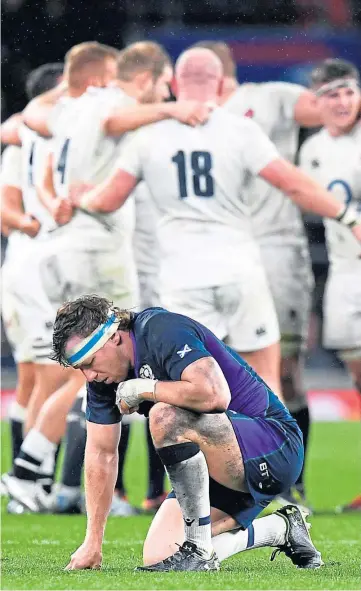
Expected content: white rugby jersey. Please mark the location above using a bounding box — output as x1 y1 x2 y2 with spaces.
299 121 361 266
48 86 135 243
224 82 306 244
133 182 159 276
1 145 29 263
116 107 279 289
19 124 56 234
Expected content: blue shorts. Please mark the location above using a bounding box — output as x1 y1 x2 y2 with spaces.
168 410 303 529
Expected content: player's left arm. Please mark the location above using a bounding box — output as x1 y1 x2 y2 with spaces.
117 317 231 414
0 113 22 146
293 89 323 127
37 149 73 225
241 118 361 239
103 100 213 136
119 357 231 415
69 131 143 212
1 146 40 237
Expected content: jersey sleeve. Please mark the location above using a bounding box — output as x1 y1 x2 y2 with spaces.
115 130 144 179
147 314 212 381
85 382 121 425
238 118 280 175
265 82 305 123
1 145 22 188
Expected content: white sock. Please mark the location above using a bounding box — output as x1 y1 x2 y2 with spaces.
165 450 212 558
212 514 287 562
9 401 27 422
20 429 57 465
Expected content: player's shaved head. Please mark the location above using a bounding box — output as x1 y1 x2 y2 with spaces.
175 48 223 101
191 41 236 79
176 48 223 83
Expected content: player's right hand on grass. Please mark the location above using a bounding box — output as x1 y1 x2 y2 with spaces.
170 100 215 126
50 197 73 225
65 542 102 571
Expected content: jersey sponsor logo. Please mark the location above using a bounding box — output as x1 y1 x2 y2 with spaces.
177 344 192 359
139 364 155 379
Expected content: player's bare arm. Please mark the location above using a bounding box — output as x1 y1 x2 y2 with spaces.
23 81 68 137
37 151 73 225
65 421 121 571
259 158 361 242
1 183 40 237
103 100 214 136
118 357 231 415
70 169 137 213
0 113 23 146
293 89 323 127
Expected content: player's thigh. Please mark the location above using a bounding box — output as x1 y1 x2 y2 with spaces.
143 498 228 565
150 404 247 492
1 277 34 365
217 272 280 353
260 243 314 358
323 267 361 351
161 287 227 340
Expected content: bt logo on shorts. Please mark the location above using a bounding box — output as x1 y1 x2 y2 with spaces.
259 461 269 478
177 344 192 359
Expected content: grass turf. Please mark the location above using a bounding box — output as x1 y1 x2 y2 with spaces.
1 420 361 590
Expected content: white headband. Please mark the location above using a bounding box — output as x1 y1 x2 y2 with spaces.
66 310 119 368
315 78 360 97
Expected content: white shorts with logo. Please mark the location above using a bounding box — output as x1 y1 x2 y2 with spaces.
161 268 280 352
323 262 361 351
259 242 314 356
1 262 34 363
12 233 139 363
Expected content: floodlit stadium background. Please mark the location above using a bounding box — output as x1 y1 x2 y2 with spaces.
2 0 361 421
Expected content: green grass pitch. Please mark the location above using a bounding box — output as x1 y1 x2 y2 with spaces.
1 420 361 590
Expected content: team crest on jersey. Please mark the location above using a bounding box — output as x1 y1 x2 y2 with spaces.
139 364 155 379
244 108 254 118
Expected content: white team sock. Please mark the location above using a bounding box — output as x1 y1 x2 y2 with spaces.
21 429 57 462
165 449 213 558
9 401 27 422
212 514 287 562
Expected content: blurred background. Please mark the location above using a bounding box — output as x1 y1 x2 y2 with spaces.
2 0 361 421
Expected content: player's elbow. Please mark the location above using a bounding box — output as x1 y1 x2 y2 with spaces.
200 387 231 413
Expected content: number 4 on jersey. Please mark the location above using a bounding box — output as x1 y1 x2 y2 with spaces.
57 138 70 184
172 150 214 199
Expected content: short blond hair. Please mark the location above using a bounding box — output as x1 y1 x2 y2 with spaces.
192 41 236 79
117 41 172 82
65 41 119 88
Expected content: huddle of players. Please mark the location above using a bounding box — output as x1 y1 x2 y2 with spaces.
1 38 360 514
